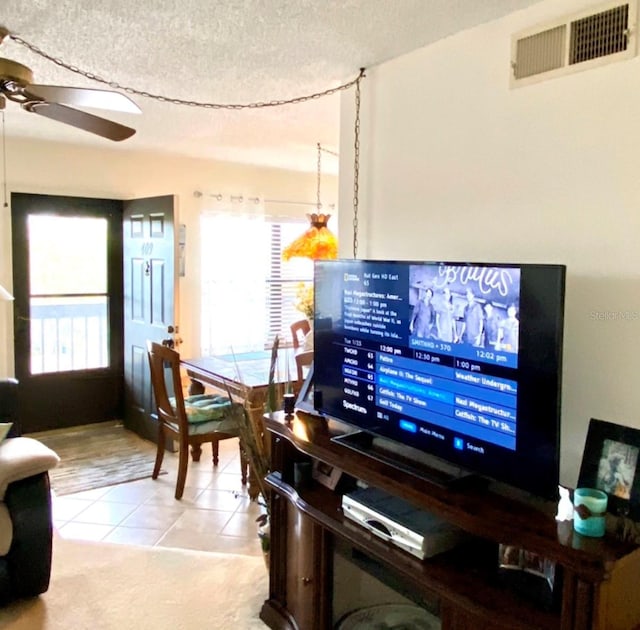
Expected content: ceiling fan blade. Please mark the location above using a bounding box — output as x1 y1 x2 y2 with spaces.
24 101 136 141
24 85 141 114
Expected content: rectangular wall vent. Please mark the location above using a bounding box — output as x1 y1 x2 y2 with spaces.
570 4 629 63
511 1 637 87
514 25 566 79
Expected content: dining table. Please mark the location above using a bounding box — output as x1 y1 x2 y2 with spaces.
180 349 296 500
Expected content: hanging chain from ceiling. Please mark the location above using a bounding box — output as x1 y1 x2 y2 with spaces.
7 31 366 110
319 146 339 157
316 142 322 211
6 32 365 255
352 68 364 259
313 143 339 214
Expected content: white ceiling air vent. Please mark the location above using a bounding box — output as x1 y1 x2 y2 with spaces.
511 0 637 87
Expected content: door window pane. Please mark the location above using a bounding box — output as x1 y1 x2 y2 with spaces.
27 215 109 374
28 215 107 294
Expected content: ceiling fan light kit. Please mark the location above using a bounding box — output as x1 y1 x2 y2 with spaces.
0 25 139 141
0 57 33 85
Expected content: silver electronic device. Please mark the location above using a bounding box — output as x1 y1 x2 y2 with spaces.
341 486 468 560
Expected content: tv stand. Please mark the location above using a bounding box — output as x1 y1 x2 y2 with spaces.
332 429 489 492
260 412 640 630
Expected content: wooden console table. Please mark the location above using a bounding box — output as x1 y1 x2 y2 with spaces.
260 411 640 630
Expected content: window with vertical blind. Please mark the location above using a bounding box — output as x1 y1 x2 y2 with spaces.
200 212 313 356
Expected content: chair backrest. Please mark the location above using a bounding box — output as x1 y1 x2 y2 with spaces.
290 319 311 350
147 341 188 435
295 350 314 385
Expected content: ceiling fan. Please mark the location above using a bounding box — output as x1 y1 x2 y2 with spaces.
0 26 140 141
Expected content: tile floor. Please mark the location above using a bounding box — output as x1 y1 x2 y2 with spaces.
52 437 265 557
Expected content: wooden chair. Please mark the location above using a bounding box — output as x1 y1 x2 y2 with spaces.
294 350 314 393
146 341 248 499
290 319 311 350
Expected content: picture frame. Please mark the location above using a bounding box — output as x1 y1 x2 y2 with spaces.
295 363 322 416
577 418 640 520
312 459 343 490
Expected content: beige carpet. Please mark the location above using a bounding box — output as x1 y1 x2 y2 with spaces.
0 536 268 629
28 421 165 496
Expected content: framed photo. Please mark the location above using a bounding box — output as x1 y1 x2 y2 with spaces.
295 363 323 416
312 459 343 490
578 418 640 519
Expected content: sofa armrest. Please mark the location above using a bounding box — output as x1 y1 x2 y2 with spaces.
0 437 59 500
0 472 54 603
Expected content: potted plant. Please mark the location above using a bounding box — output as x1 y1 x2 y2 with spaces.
228 336 285 569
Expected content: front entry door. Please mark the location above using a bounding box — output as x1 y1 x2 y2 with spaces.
11 193 124 433
122 195 177 441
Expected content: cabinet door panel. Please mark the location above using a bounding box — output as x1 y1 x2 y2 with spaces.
285 504 320 629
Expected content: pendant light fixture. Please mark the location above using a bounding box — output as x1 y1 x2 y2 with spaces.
282 143 338 261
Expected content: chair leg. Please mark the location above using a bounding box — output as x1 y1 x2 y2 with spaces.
190 443 202 462
175 439 189 500
152 424 165 480
239 441 248 485
211 439 219 467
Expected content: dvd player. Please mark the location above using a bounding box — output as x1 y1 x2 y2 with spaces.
341 487 468 559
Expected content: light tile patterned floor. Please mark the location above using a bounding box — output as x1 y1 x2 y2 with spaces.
52 437 265 556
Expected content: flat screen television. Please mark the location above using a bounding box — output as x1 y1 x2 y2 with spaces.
312 259 566 501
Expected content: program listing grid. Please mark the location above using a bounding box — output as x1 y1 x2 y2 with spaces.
340 348 518 451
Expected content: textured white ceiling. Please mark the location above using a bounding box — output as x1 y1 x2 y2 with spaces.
1 0 540 173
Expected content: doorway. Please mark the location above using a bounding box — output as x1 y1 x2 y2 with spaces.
11 193 124 433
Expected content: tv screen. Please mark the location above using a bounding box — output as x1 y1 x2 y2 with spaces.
313 259 566 500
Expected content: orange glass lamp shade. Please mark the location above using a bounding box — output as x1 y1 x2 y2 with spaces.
282 213 338 261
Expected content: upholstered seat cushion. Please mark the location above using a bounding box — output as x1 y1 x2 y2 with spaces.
168 395 243 436
183 394 235 423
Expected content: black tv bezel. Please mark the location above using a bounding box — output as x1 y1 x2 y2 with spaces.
312 259 566 501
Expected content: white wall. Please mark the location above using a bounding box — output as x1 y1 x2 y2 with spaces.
338 0 640 487
0 138 337 377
